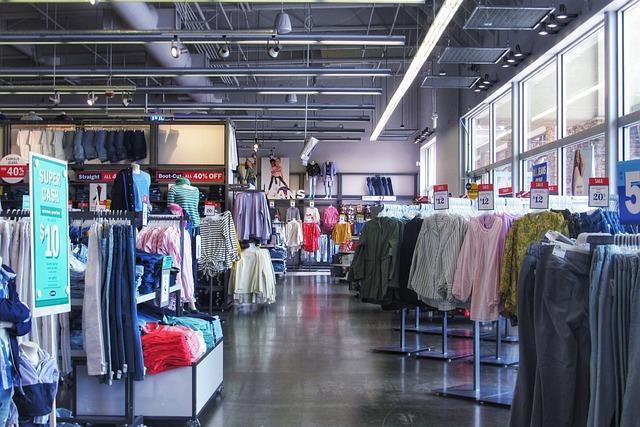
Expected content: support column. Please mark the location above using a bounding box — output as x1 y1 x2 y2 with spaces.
604 11 618 193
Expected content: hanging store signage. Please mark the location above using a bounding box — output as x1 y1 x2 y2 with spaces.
498 187 513 197
617 160 640 223
477 184 494 211
467 182 479 200
155 170 224 183
29 153 70 317
549 184 559 195
0 154 28 184
75 171 117 183
158 255 172 308
204 201 221 216
588 177 609 208
532 162 548 182
530 181 549 210
433 184 449 210
362 195 397 202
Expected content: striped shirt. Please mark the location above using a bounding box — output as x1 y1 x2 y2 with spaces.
408 213 468 311
199 211 240 277
168 184 200 228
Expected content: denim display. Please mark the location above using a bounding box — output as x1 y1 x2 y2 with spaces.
62 131 75 162
105 131 117 162
366 176 395 196
82 130 97 160
94 130 108 162
136 250 164 295
114 130 127 161
72 130 85 164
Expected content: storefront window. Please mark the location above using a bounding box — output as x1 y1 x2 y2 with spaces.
472 107 491 170
563 30 605 136
563 135 606 196
623 2 640 114
494 93 512 162
522 150 558 192
524 61 557 151
493 164 512 191
624 122 640 160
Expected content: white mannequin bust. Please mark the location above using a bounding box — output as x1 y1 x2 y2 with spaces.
20 341 40 366
131 163 141 174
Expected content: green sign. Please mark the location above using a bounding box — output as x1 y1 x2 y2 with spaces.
29 153 70 317
158 256 173 307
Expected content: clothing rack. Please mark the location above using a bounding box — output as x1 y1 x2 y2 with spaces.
372 308 431 355
412 309 473 362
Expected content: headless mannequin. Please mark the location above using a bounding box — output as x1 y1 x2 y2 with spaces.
20 341 41 366
306 160 320 198
131 163 141 174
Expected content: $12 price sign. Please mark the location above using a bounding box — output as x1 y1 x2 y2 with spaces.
433 184 449 210
530 181 549 210
588 177 609 208
477 184 494 211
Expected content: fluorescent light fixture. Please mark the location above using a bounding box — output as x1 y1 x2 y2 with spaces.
370 0 463 141
259 90 320 95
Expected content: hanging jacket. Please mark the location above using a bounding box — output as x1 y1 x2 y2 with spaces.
9 348 59 424
348 217 403 304
110 168 135 211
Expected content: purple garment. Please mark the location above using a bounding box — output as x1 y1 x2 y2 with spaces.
233 192 272 243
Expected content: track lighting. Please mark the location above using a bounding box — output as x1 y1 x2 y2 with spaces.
267 39 281 58
547 16 559 28
170 35 181 59
501 59 510 68
122 92 132 107
478 84 486 89
88 0 97 5
48 91 60 106
482 74 491 85
86 91 97 106
218 44 230 59
474 88 481 93
513 45 524 58
538 24 549 36
506 53 516 63
412 126 435 144
438 69 446 76
556 4 569 20
274 11 292 35
285 93 298 104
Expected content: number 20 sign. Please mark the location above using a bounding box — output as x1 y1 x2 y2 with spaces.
618 160 640 224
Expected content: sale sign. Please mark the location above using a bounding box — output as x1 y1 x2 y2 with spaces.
433 184 449 210
530 181 549 210
477 184 494 211
156 170 224 183
588 177 609 208
0 154 28 184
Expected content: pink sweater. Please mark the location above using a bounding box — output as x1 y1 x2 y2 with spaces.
452 214 505 322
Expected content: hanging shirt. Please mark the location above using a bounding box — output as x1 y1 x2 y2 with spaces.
302 223 321 252
286 207 301 222
321 206 339 232
452 215 505 322
285 220 303 252
332 222 352 245
131 170 151 212
304 207 320 223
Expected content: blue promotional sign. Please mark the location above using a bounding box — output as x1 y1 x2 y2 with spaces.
617 159 640 224
29 153 70 317
532 162 548 182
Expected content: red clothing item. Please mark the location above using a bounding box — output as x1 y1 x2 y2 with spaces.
321 206 339 232
141 323 206 375
302 222 321 252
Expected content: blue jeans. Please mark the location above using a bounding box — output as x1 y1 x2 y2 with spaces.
72 130 85 164
0 386 12 425
123 225 144 381
94 130 108 162
115 131 127 161
82 130 97 160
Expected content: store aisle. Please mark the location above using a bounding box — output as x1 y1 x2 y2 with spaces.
201 274 512 427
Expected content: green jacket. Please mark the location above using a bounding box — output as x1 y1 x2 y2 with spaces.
349 217 404 303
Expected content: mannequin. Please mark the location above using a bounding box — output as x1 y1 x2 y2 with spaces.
306 160 321 199
111 164 150 212
321 161 336 198
20 341 40 366
131 163 151 213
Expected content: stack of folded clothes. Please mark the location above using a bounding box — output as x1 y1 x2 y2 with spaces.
141 322 206 374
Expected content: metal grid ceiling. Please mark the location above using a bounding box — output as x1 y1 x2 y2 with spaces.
464 6 553 30
438 47 510 64
421 75 480 89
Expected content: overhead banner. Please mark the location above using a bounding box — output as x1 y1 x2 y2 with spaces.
155 170 224 183
29 153 70 317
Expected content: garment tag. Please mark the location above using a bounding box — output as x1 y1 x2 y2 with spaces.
142 195 148 226
310 200 315 208
290 200 296 207
588 177 609 207
195 235 202 259
157 255 172 307
552 246 566 259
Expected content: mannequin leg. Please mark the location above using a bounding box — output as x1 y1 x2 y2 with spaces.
324 179 330 198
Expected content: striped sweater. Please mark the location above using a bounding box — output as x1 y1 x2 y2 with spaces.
168 184 201 228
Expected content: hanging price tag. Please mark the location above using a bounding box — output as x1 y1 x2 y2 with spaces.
158 256 172 307
588 177 609 207
269 200 275 208
142 195 148 226
477 184 494 211
433 184 449 210
290 200 296 207
530 181 549 209
204 201 219 216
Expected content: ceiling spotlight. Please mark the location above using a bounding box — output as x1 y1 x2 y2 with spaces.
474 88 481 93
507 53 516 63
556 4 569 19
501 59 510 68
482 74 491 85
538 24 550 36
171 35 180 59
547 16 559 28
438 69 446 76
86 91 97 106
478 84 486 89
513 45 524 58
285 93 298 104
253 142 260 152
48 91 60 106
88 0 97 5
122 92 132 107
274 11 292 35
218 44 230 59
267 39 281 58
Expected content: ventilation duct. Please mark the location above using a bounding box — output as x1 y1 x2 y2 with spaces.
112 2 219 103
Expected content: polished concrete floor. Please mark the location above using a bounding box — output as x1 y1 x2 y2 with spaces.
201 273 515 427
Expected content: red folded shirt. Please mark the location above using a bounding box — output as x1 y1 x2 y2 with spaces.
141 322 206 374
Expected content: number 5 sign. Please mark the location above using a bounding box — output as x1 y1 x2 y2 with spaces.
618 160 640 223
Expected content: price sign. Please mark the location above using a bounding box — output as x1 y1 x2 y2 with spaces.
433 184 449 210
477 184 494 211
0 154 28 184
204 201 219 216
142 195 148 226
156 170 224 183
588 177 609 208
617 160 640 223
498 187 513 197
467 182 479 200
157 256 172 307
530 181 549 210
29 153 70 317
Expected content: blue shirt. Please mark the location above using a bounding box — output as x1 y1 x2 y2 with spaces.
132 170 151 212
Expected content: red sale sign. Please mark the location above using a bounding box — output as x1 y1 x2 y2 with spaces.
156 170 224 183
0 155 28 184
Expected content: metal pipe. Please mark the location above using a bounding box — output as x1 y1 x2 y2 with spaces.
0 31 406 46
0 103 375 111
235 127 365 133
0 67 391 78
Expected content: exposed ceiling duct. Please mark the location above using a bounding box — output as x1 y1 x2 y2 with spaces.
111 2 219 103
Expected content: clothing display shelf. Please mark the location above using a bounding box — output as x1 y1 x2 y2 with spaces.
431 195 596 408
